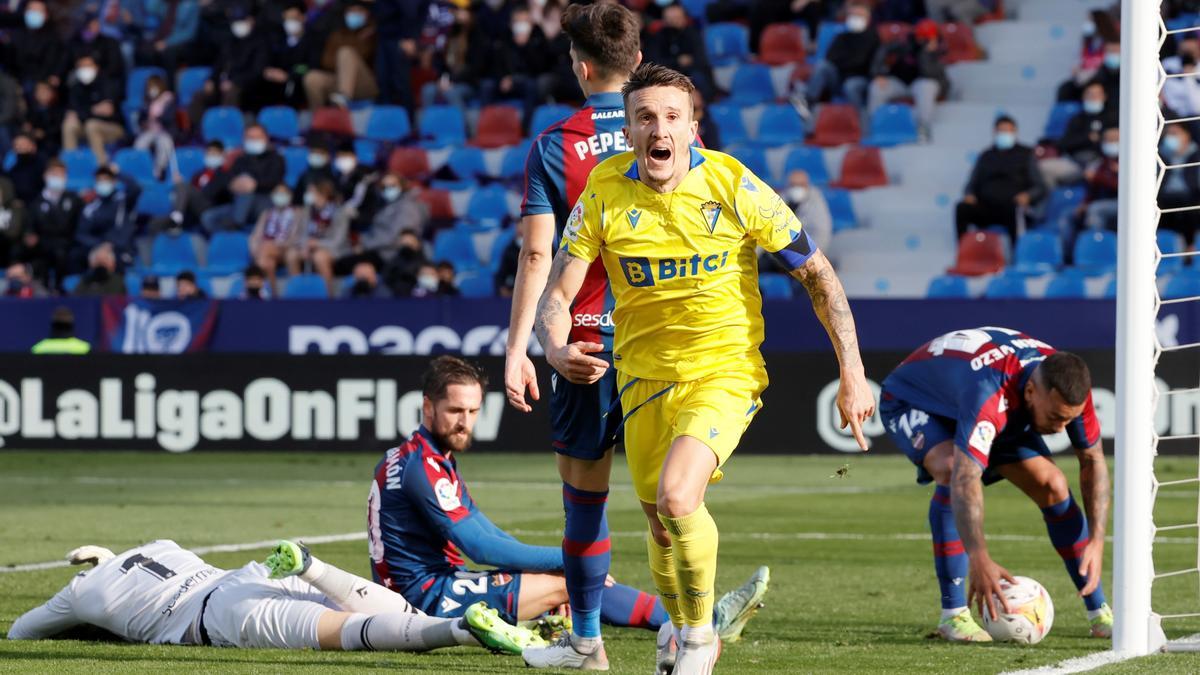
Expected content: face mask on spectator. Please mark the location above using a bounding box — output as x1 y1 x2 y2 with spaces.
382 185 402 202
308 152 329 168
1104 53 1120 70
95 180 115 197
231 20 252 38
204 153 224 169
345 11 366 30
76 67 98 85
147 86 162 99
655 0 672 7
24 10 44 29
417 274 439 291
485 0 504 10
284 19 304 36
271 191 291 208
1082 20 1095 36
787 186 808 204
335 157 357 174
45 174 66 192
244 139 267 155
994 131 1016 150
846 14 868 33
304 191 317 206
1162 135 1183 155
512 21 532 38
1082 98 1104 115
1101 142 1119 158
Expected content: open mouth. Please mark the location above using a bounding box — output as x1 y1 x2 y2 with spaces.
649 146 672 162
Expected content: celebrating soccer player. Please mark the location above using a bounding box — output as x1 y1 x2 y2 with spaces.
534 63 875 672
879 327 1112 641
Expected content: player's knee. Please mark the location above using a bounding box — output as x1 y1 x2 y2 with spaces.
1041 469 1071 506
656 488 701 519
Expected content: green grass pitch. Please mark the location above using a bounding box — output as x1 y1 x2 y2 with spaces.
0 450 1196 673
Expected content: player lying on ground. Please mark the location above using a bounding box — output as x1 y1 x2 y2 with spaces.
368 357 768 660
534 63 874 673
7 538 543 655
879 327 1112 641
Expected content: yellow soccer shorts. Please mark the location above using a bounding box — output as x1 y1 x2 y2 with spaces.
617 366 767 504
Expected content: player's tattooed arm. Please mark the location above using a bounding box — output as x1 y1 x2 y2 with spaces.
1077 441 1110 541
952 449 1015 619
533 249 576 351
793 251 862 371
535 248 608 384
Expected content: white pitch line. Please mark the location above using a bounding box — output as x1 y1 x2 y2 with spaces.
998 650 1144 675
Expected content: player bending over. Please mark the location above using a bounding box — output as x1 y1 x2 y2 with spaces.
7 539 541 655
535 63 874 673
879 327 1113 641
368 356 767 668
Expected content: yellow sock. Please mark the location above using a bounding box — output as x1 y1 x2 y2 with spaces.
646 529 684 626
658 503 719 628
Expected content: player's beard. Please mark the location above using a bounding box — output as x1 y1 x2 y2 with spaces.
430 421 473 454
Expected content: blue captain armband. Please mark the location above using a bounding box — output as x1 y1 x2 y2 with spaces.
768 228 818 271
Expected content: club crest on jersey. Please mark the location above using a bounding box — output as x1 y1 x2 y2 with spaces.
564 201 584 242
700 201 722 234
627 208 642 229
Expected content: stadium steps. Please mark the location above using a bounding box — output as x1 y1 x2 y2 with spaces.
1010 0 1112 23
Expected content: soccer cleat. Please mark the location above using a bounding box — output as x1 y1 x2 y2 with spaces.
522 633 610 670
463 602 546 655
519 613 573 642
715 565 770 643
937 610 993 642
655 622 678 675
1089 604 1114 639
264 540 311 579
674 629 721 674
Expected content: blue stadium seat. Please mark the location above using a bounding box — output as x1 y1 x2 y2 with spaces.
754 104 806 147
759 273 793 299
728 64 776 106
282 274 329 298
352 138 379 165
124 272 143 293
205 231 251 275
1043 101 1082 141
419 104 467 148
815 22 847 61
174 146 205 180
1163 270 1200 300
447 146 487 184
864 104 919 147
62 148 97 191
1040 185 1086 229
782 146 829 185
149 233 200 275
225 275 247 299
708 103 749 146
114 148 157 185
364 105 412 141
823 187 855 230
258 106 300 142
136 183 173 217
433 227 482 271
126 66 166 108
681 0 714 21
62 273 82 294
724 144 772 184
202 107 245 148
1073 231 1118 276
176 66 211 106
1043 270 1088 299
1102 277 1116 299
705 23 750 66
530 104 574 137
1158 230 1186 274
983 273 1028 299
457 271 495 298
927 275 970 298
466 185 510 228
1011 231 1063 276
499 141 533 182
281 146 309 187
1167 14 1200 31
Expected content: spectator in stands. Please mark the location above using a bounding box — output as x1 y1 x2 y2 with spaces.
5 262 47 297
383 228 429 295
805 2 880 109
410 261 444 298
435 260 460 296
251 2 322 110
6 1 67 93
540 1 579 103
62 54 125 166
188 5 269 123
374 0 425 112
201 124 285 233
342 260 391 298
746 0 826 47
1158 123 1200 241
493 228 521 297
0 174 27 268
133 75 179 180
339 173 427 273
175 270 206 299
955 115 1045 242
140 275 162 299
75 166 140 268
288 178 349 296
422 4 479 109
8 134 46 205
1040 82 1117 188
240 263 271 299
1081 126 1119 233
304 1 378 109
646 3 714 100
1058 39 1120 104
867 19 948 142
70 12 127 87
250 183 303 296
73 242 127 296
15 159 80 288
294 141 335 205
24 81 65 159
136 0 201 75
170 140 227 230
924 0 987 23
332 145 372 203
0 69 20 159
783 169 831 253
477 5 550 126
691 88 721 151
1163 47 1200 119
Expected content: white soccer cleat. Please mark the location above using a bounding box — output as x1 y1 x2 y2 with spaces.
655 622 678 675
674 627 721 674
522 634 610 670
65 545 115 567
715 565 770 643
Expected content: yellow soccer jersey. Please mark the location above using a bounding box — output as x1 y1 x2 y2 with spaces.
562 147 812 382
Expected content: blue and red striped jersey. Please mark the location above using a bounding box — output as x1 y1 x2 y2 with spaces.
882 327 1102 468
522 91 630 349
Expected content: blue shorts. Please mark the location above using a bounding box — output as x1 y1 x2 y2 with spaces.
879 393 1051 486
549 357 621 461
410 569 524 623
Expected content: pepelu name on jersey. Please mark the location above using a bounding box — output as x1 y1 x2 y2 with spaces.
619 251 731 288
573 131 629 160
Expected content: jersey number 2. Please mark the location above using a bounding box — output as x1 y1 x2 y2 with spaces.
451 576 488 596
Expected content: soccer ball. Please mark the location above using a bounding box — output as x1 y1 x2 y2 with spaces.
980 576 1054 644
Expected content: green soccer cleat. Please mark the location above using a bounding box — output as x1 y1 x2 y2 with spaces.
463 602 547 655
937 610 993 642
715 565 770 643
519 613 573 642
1089 603 1114 639
264 539 311 579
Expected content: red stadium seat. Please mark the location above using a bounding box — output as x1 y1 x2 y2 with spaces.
943 22 983 64
311 106 355 136
876 22 912 44
947 231 1007 276
758 23 807 66
416 187 455 220
830 146 888 190
388 147 431 181
472 105 523 149
809 104 861 147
